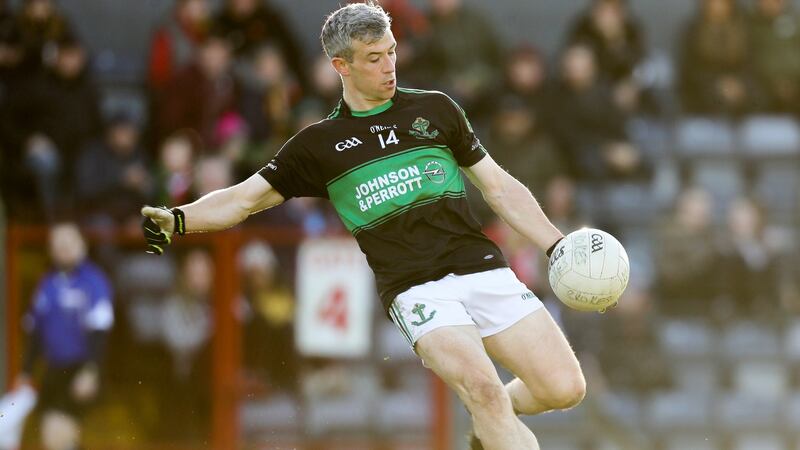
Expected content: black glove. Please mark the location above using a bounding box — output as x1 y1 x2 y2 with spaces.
142 206 173 255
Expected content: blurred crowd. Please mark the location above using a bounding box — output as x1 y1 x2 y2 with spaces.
2 0 800 447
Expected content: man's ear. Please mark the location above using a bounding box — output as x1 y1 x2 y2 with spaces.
331 57 350 77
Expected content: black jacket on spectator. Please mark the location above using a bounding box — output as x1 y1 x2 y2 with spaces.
16 67 102 165
678 12 763 115
212 2 306 87
547 78 627 179
567 10 645 82
75 138 152 223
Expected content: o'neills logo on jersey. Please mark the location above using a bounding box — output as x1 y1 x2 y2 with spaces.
370 124 397 134
335 137 363 152
355 165 423 212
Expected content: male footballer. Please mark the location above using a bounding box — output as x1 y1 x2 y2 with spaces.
142 3 585 448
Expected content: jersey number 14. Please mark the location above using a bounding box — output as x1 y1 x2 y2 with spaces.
378 130 399 149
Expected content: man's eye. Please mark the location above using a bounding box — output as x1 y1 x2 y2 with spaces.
370 58 379 63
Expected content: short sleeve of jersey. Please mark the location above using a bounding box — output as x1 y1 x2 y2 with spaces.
257 133 327 200
440 94 488 167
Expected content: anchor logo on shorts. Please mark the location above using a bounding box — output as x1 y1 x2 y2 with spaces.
411 303 437 326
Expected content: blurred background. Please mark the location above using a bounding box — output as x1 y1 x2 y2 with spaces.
1 0 800 449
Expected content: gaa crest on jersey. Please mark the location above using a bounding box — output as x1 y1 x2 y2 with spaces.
335 137 363 152
423 161 446 184
409 117 440 140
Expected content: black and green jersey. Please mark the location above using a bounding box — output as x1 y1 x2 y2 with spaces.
259 87 507 312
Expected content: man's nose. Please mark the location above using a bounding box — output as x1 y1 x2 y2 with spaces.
382 55 395 73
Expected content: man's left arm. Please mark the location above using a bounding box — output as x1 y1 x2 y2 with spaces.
463 155 564 254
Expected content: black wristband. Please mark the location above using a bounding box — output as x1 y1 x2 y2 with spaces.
172 207 186 235
546 237 564 258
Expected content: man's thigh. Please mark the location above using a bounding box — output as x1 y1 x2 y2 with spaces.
415 325 504 396
482 308 582 395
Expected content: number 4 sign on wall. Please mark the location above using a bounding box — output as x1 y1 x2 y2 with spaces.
317 286 348 331
296 238 374 358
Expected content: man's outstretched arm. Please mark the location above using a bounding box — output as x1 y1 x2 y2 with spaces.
463 155 564 254
141 174 284 252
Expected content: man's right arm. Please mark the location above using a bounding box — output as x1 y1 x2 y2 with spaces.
141 173 285 236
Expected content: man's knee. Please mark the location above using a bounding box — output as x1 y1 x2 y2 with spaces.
515 370 586 415
543 371 586 411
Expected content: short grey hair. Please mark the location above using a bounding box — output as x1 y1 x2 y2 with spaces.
320 2 392 62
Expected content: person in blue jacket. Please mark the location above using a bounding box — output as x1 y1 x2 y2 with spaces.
15 222 114 450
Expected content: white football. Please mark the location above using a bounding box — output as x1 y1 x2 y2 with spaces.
548 228 630 312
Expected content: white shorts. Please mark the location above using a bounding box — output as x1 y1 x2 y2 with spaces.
388 268 544 347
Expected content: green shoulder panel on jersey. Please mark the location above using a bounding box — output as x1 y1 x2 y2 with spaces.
326 145 466 234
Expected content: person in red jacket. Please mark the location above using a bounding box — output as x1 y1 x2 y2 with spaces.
147 0 210 92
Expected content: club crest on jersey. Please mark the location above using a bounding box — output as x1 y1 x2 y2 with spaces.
409 117 439 140
423 161 446 184
335 137 363 152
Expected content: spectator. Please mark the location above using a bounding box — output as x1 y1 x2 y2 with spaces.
308 53 341 111
159 249 213 439
0 8 27 216
161 249 213 379
654 186 723 315
236 44 300 142
414 0 504 115
147 0 210 92
678 0 762 115
239 241 298 394
719 197 784 318
566 0 646 84
16 222 114 450
154 130 199 206
212 0 306 86
15 0 73 73
0 0 23 107
157 33 237 146
497 45 551 120
16 35 102 220
747 0 800 114
593 285 672 393
486 95 566 198
194 155 233 198
75 113 153 227
549 43 647 183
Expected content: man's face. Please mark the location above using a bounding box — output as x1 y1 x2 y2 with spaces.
49 224 86 270
200 38 231 79
338 31 397 102
108 123 139 155
56 46 86 79
562 45 596 89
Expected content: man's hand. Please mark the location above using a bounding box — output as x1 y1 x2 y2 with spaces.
141 206 174 255
71 365 99 402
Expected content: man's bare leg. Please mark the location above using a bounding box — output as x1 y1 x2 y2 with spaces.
483 308 586 416
415 325 540 450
